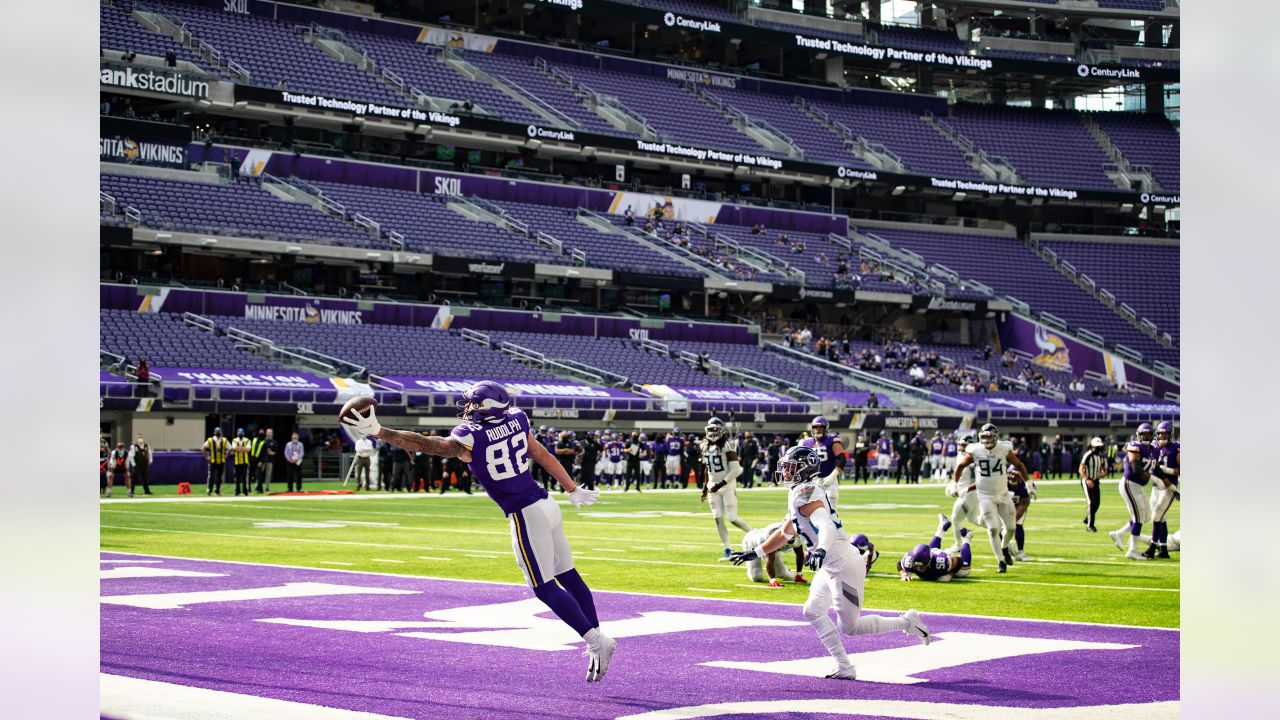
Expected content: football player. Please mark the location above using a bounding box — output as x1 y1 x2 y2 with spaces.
952 423 1029 573
651 433 669 489
943 432 960 482
729 446 931 680
700 417 753 560
602 432 624 490
665 431 684 488
800 416 846 507
638 433 654 486
1109 423 1163 561
929 431 945 481
742 520 808 587
899 514 973 582
1009 465 1036 562
1143 420 1180 559
874 430 893 483
944 435 986 552
343 382 616 682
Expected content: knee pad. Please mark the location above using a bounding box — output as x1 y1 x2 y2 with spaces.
802 600 826 623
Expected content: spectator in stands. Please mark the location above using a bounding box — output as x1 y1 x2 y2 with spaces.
134 357 150 395
697 351 710 374
127 434 153 496
776 233 789 248
624 205 635 226
120 49 137 64
164 48 176 68
751 223 765 235
354 433 373 490
284 432 304 492
793 240 806 255
867 392 879 409
1001 349 1016 368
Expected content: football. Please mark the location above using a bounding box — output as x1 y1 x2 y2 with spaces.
339 395 377 425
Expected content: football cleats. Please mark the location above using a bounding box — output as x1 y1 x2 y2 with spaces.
458 381 510 424
705 417 726 441
978 423 999 450
776 445 822 487
851 533 879 569
810 415 829 438
1136 422 1153 443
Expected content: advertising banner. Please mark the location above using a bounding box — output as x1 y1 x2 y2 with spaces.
100 63 211 99
385 377 638 399
641 385 791 403
100 117 192 169
431 255 535 279
150 368 373 402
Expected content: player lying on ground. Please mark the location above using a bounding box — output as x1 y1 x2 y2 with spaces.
899 514 974 582
952 424 1029 573
742 520 808 587
699 417 753 561
342 382 617 682
729 446 931 680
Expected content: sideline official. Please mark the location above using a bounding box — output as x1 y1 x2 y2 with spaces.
1079 436 1109 532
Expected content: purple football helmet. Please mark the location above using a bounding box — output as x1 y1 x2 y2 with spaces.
1136 422 1153 443
852 534 879 569
810 415 829 437
1155 421 1173 443
458 381 511 424
905 543 931 573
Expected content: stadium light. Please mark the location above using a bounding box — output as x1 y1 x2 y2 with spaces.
952 192 966 201
891 186 906 196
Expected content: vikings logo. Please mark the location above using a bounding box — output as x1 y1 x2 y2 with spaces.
1032 325 1071 371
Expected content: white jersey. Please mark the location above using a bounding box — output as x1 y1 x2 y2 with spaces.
965 440 1014 495
701 437 739 486
786 481 856 571
744 520 795 554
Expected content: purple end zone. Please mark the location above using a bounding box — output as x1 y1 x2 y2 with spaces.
101 553 1178 719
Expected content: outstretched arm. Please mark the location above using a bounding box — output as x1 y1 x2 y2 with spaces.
527 432 577 493
375 427 470 461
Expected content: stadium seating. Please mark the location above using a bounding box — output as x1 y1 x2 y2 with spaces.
1037 239 1179 342
484 331 745 388
701 88 869 166
99 173 384 248
807 100 985 180
459 51 623 133
304 181 570 264
946 105 1115 189
100 3 207 67
855 224 1178 366
872 24 969 54
144 0 406 105
1091 112 1180 193
100 309 282 371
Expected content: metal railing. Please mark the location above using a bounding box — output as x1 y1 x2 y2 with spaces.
460 328 491 348
181 312 215 332
766 342 973 411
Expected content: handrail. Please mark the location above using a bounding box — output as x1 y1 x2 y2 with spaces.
100 349 126 369
352 213 380 236
124 206 142 226
387 230 406 250
766 341 973 410
284 345 366 376
1078 328 1106 345
460 327 491 347
99 191 116 214
181 312 215 331
827 232 852 250
535 231 564 255
639 337 670 357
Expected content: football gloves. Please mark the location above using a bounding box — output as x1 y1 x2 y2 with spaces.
804 548 826 571
567 486 600 508
767 578 783 588
341 406 382 438
728 549 758 566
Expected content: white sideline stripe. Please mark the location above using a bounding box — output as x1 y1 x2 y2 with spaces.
370 559 405 564
102 582 419 609
100 673 414 720
864 571 1178 593
613 698 1180 720
100 566 226 580
415 556 452 561
100 559 162 564
319 561 354 566
687 587 731 593
98 528 1178 594
100 551 1180 631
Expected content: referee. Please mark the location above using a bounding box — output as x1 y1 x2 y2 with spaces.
231 428 253 496
1079 436 1108 532
201 427 229 496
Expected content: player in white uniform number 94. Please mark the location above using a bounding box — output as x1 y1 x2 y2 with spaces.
699 417 753 561
951 423 1030 573
729 446 931 681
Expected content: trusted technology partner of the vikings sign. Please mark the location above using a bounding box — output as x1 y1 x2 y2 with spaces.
792 34 995 70
634 139 783 169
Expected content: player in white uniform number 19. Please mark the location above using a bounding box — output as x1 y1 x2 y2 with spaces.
730 446 931 681
700 417 753 561
952 423 1029 573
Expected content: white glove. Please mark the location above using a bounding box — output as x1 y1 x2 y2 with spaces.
936 573 952 583
944 481 958 498
1028 482 1038 500
567 486 600 508
341 406 382 438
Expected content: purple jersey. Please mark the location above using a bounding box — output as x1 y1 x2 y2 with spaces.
876 437 893 455
1158 441 1180 484
450 409 547 515
643 441 656 460
654 439 669 457
800 434 838 475
944 439 959 457
668 440 683 457
1123 441 1158 486
607 441 623 462
900 548 953 581
930 438 944 455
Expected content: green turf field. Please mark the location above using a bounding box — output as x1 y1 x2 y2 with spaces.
99 478 1179 628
